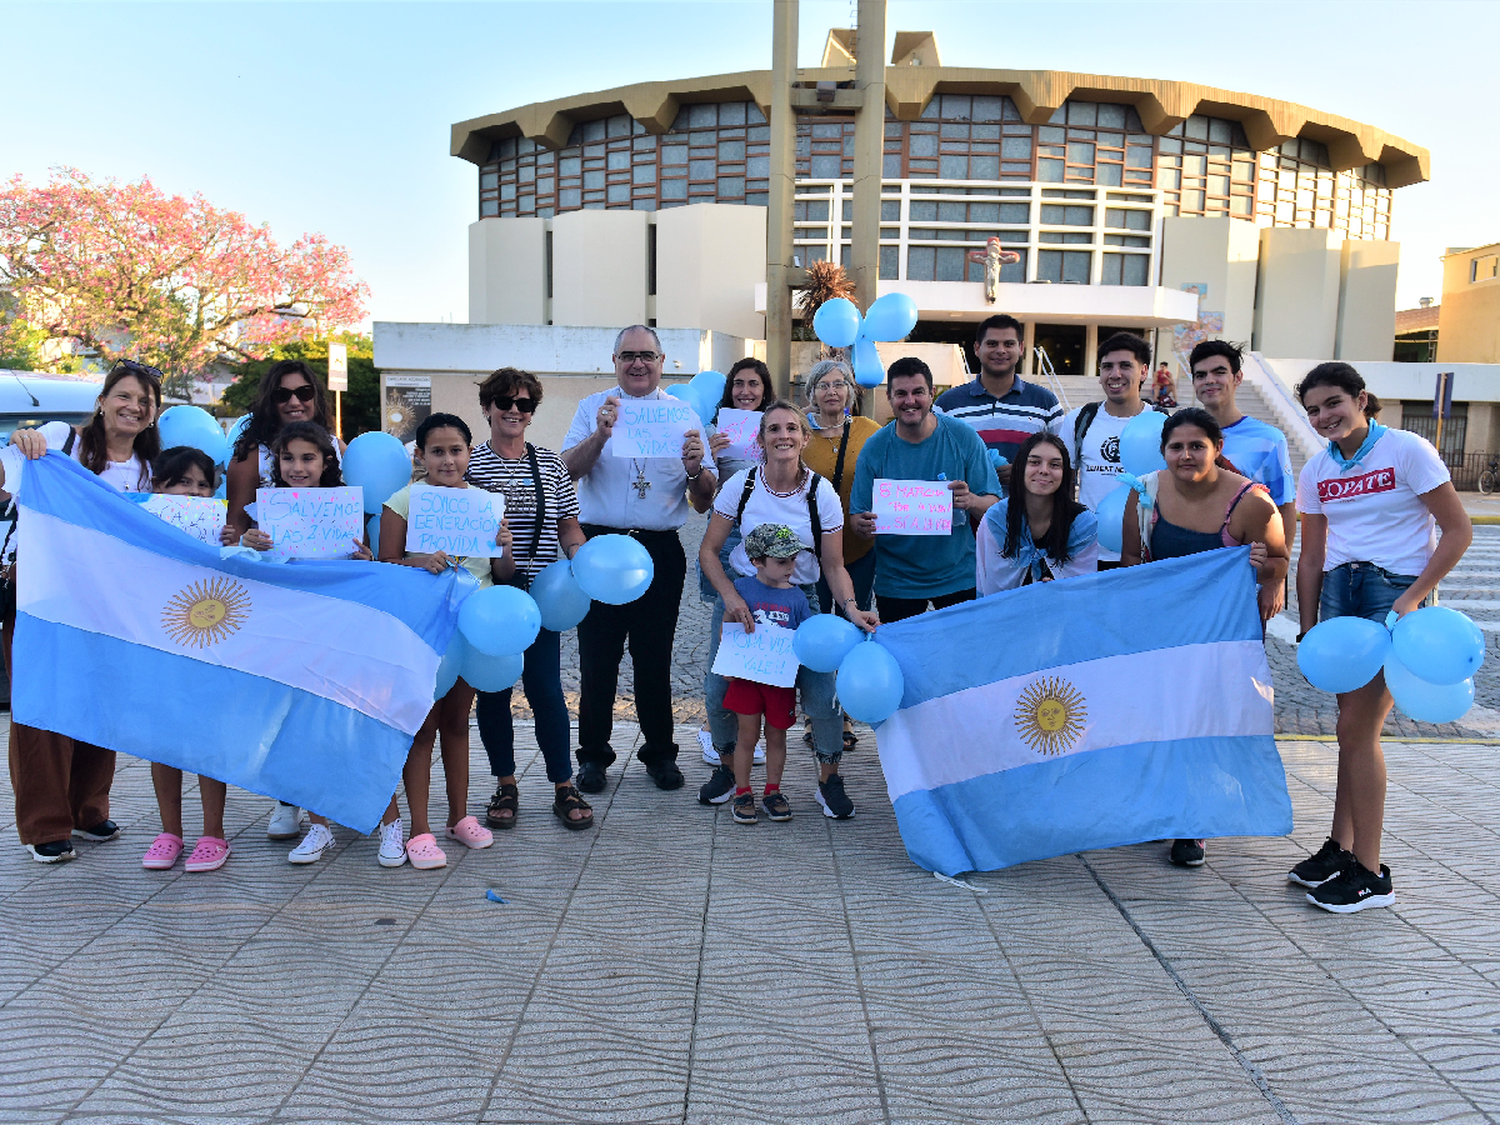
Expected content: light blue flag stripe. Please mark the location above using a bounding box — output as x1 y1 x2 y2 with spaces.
15 618 410 833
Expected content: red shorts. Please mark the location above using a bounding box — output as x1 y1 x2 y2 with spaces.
723 678 797 730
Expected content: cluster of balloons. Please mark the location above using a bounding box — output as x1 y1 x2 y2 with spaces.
665 369 727 427
811 294 920 389
343 431 413 515
793 616 905 725
1298 605 1484 724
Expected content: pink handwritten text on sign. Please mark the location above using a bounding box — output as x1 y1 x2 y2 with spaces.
872 478 953 536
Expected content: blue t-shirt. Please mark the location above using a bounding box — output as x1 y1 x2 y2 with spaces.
732 575 814 631
850 414 1001 599
1220 415 1295 506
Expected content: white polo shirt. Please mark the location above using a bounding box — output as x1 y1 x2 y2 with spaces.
563 386 705 531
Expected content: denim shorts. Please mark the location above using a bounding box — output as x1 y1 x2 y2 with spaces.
1319 561 1426 625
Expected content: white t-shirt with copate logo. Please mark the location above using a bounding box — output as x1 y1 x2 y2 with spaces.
1063 403 1150 562
1296 427 1450 575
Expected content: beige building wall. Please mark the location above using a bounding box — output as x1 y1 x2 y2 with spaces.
1254 227 1343 358
1437 243 1500 363
1158 216 1260 344
1335 239 1400 361
468 218 546 325
653 204 766 341
550 209 648 329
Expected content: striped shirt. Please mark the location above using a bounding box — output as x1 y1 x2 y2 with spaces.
465 441 580 578
1220 416 1295 507
934 377 1064 464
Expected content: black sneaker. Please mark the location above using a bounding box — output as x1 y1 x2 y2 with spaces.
762 791 792 822
698 765 736 805
816 774 855 819
575 762 608 794
1288 837 1355 888
644 758 684 791
1169 838 1206 867
26 840 76 864
732 792 758 825
72 819 120 842
1307 861 1394 913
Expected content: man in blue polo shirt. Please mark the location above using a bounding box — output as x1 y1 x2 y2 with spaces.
934 313 1063 491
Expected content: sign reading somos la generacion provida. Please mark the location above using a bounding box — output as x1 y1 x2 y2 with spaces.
404 484 506 558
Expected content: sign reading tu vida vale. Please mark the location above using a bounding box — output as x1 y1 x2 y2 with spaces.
405 484 506 558
256 487 366 560
710 622 800 688
611 398 695 458
872 478 954 535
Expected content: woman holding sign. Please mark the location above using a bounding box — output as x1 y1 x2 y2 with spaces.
379 413 513 869
466 367 593 832
698 401 879 820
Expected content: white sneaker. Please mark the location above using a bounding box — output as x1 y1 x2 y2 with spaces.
267 802 303 839
288 823 334 865
378 818 407 868
698 729 765 765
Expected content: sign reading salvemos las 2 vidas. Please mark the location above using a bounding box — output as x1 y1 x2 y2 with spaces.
611 398 697 458
256 487 365 560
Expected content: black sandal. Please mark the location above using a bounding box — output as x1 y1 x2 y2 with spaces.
552 785 594 831
485 783 519 829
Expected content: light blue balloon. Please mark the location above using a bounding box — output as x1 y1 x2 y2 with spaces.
213 476 227 501
158 406 229 467
852 335 884 389
1384 653 1473 723
1119 410 1168 476
530 558 592 631
836 639 905 725
688 370 727 422
1391 606 1485 686
458 585 542 657
434 635 464 700
366 512 381 550
226 414 251 449
572 534 654 605
459 641 524 693
343 431 412 515
793 614 862 673
862 292 919 342
665 384 693 400
1094 482 1132 554
812 298 861 348
1297 616 1391 694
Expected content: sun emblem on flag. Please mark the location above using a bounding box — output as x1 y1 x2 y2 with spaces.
1014 676 1087 756
161 578 251 648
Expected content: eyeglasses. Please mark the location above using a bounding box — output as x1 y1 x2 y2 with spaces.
111 359 162 384
616 351 662 365
273 384 317 404
812 380 854 394
490 395 537 414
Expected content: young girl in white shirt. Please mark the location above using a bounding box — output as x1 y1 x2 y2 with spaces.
1292 363 1471 913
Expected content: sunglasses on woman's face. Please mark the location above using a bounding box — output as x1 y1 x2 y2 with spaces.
273 384 316 404
491 396 537 414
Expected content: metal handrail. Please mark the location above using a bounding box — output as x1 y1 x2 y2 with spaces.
1033 346 1071 410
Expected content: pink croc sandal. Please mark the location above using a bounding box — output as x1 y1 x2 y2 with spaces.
405 832 447 870
141 832 184 870
185 836 231 873
445 815 493 851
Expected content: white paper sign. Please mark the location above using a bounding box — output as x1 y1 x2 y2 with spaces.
140 495 227 546
711 622 801 688
256 486 366 560
611 398 696 458
713 408 762 463
872 478 954 535
404 483 505 558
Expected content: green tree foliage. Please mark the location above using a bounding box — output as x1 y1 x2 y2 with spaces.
220 332 377 441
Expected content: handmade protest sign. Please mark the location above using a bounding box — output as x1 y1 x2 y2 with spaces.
139 495 227 546
872 479 953 535
611 397 696 458
711 622 800 688
713 408 762 463
256 487 366 560
404 483 505 558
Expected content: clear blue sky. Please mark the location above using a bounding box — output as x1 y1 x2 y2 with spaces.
3 1 1491 326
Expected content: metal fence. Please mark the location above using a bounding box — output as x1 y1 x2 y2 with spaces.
1441 450 1493 491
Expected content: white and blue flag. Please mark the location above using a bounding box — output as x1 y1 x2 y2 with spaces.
872 548 1291 876
10 453 467 832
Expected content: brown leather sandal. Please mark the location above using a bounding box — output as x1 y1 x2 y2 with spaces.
552 785 594 831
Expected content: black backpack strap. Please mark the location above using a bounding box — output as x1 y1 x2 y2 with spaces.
734 466 757 526
514 442 546 590
1072 401 1101 452
830 417 851 496
807 471 824 564
62 428 78 456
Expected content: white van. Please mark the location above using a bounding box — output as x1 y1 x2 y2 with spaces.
0 369 103 441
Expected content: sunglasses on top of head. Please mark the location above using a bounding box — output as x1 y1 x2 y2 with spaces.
111 359 163 384
490 396 537 414
273 384 317 404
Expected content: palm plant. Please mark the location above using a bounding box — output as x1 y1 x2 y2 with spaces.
794 260 856 349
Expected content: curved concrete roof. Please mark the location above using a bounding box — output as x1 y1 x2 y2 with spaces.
452 67 1429 188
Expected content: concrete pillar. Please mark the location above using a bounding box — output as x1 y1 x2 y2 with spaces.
765 0 799 397
850 0 886 318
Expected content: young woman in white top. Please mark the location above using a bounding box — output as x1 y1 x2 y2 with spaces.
698 400 879 820
1292 362 1471 913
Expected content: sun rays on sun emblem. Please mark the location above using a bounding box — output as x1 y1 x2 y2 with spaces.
1014 677 1088 756
161 578 251 648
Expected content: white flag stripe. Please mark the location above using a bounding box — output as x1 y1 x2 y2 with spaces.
20 509 439 735
878 640 1274 802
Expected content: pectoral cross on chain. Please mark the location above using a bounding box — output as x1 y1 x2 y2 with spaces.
632 463 652 499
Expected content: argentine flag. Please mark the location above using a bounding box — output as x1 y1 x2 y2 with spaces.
9 453 467 833
872 548 1291 876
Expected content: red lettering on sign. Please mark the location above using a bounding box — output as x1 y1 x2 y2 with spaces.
1317 468 1396 502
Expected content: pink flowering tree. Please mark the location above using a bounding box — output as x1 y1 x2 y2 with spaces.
0 167 369 396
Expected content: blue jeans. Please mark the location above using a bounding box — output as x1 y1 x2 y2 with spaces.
704 585 843 765
1319 561 1425 625
475 628 573 784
